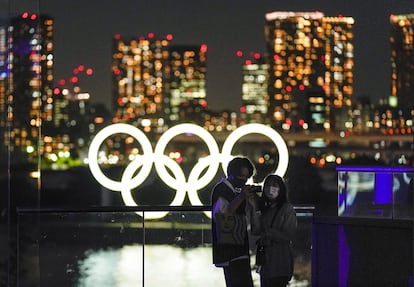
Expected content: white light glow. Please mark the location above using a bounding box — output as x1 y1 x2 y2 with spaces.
221 123 289 181
88 123 289 219
154 124 221 192
88 123 153 192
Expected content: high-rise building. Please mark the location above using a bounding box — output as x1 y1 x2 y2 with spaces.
372 100 413 136
305 87 327 131
2 12 54 156
53 65 94 130
0 24 7 135
169 44 207 123
264 11 354 132
112 33 173 134
239 52 269 124
390 14 414 109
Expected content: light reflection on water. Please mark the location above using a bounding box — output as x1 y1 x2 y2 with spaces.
76 244 229 287
76 245 309 287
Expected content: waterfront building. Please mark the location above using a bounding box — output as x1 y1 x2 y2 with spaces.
264 11 354 132
1 13 54 159
111 33 173 134
350 96 373 134
112 36 208 133
390 13 414 109
203 109 239 132
169 44 207 123
0 25 7 137
372 99 413 136
239 52 269 124
305 87 327 131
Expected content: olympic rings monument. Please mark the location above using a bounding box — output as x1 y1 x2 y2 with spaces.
88 123 289 219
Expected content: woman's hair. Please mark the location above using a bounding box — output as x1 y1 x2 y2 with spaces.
262 174 288 205
226 156 256 178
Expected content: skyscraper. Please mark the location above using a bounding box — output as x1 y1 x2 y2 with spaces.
2 12 54 156
112 33 172 134
169 44 207 123
264 11 354 132
239 52 269 123
0 24 7 135
390 13 414 109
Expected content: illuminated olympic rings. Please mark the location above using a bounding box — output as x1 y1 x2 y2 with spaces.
88 123 289 219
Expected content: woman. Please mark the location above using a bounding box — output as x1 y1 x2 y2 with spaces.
248 174 297 287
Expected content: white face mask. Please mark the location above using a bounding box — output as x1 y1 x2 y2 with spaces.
265 186 280 200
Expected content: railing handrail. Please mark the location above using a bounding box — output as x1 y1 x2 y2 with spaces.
16 204 315 214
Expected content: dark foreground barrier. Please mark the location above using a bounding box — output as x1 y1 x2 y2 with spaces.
312 216 414 287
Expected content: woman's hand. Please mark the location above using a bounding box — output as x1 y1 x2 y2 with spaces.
245 187 260 210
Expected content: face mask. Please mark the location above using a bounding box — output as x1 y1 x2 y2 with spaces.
231 178 246 188
265 186 279 200
230 174 248 188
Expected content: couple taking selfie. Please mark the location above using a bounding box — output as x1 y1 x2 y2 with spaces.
211 156 297 287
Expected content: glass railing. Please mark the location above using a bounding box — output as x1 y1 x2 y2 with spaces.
16 205 313 287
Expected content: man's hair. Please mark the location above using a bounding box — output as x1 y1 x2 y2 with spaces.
227 156 255 177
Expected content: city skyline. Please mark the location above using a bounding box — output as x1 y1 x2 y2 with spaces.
2 0 414 111
3 7 412 166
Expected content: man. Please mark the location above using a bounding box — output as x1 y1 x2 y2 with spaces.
211 156 257 287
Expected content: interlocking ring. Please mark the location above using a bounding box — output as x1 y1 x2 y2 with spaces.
88 123 289 219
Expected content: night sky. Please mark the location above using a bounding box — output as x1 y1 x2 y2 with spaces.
3 0 414 111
